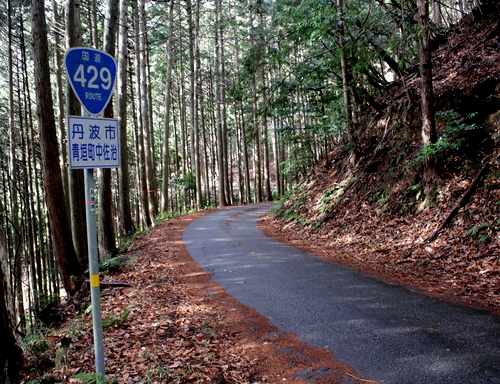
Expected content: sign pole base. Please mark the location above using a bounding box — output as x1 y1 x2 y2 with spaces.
84 168 105 382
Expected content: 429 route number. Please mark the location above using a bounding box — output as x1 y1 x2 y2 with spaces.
73 64 113 90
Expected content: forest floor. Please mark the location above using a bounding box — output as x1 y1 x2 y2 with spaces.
20 209 373 384
20 195 500 384
262 181 500 319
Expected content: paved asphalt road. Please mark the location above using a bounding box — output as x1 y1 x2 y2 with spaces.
183 203 500 383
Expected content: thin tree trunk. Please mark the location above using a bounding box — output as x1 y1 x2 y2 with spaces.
337 0 357 163
132 1 151 228
130 65 142 225
417 0 438 196
139 0 158 219
51 0 69 208
214 0 227 207
98 0 119 260
19 20 45 303
91 0 98 47
194 0 203 209
186 0 201 210
66 0 88 270
220 18 231 206
232 30 251 204
195 0 208 207
160 0 175 213
252 75 262 203
116 0 135 236
7 0 25 333
273 117 283 197
241 104 252 204
261 70 272 202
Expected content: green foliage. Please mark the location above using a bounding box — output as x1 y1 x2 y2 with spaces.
117 236 133 253
144 363 170 383
200 320 215 340
271 189 293 216
23 330 50 357
272 187 308 226
26 374 63 384
99 255 130 273
467 222 492 243
319 187 346 213
131 227 150 243
171 171 196 192
157 210 180 223
412 110 483 167
280 155 311 179
365 188 388 205
102 306 131 328
410 184 424 201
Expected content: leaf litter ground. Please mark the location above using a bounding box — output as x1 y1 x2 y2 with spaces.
21 211 371 384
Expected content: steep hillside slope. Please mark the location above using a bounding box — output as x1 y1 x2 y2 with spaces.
268 1 500 314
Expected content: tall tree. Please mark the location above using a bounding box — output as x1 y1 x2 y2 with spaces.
7 0 25 333
66 0 88 270
186 0 202 210
98 0 119 259
31 0 82 296
214 0 227 206
51 0 69 207
417 0 437 196
132 0 152 227
116 0 135 235
160 0 175 213
139 0 158 219
337 0 357 163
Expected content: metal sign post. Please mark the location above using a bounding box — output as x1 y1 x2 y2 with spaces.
83 161 105 381
64 47 119 383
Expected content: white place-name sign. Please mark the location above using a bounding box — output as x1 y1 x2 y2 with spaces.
67 116 120 169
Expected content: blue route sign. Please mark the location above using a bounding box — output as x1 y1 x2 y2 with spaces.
64 47 117 116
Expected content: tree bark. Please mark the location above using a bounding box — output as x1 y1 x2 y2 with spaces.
214 0 227 207
220 18 231 206
417 0 438 195
116 0 135 236
195 0 205 208
160 0 175 213
66 0 88 270
51 0 70 209
7 0 25 333
139 0 158 219
98 0 119 260
91 0 98 48
0 224 23 382
337 0 357 163
132 0 151 228
186 0 201 210
252 75 262 203
260 64 272 202
31 0 81 296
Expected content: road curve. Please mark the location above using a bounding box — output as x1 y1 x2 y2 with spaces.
183 203 500 384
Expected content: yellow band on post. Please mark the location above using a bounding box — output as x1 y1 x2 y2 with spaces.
90 274 100 288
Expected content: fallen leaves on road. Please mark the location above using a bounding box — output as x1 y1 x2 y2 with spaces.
51 218 259 383
20 212 368 384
